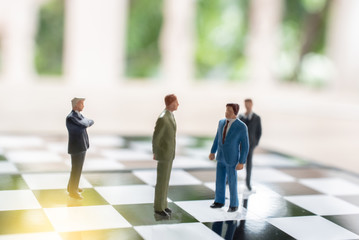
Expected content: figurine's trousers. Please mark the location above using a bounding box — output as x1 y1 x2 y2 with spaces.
245 148 254 188
67 151 86 193
154 159 173 211
215 161 238 207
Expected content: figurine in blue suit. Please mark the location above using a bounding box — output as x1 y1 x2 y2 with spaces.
209 103 249 212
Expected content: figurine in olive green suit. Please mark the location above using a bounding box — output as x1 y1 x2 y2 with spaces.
152 94 179 217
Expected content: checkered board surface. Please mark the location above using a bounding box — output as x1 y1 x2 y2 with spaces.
0 135 359 240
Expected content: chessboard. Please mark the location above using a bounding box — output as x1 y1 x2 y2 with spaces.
0 135 359 240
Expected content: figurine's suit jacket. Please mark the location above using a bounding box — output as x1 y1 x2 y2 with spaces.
211 119 249 167
152 109 176 161
239 113 262 148
66 110 94 154
152 109 177 211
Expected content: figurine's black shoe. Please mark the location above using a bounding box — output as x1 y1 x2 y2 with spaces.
164 208 172 214
154 212 170 221
69 192 83 200
155 210 170 217
227 207 238 212
210 202 224 208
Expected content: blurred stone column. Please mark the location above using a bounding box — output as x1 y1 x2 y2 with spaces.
64 0 127 85
327 0 359 91
1 0 38 85
246 0 283 87
160 0 195 87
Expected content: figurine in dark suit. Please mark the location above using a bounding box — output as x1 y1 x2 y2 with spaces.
239 99 262 191
209 103 249 212
66 97 94 200
152 94 179 218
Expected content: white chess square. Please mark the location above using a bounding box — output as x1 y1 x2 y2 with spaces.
46 143 67 154
300 177 359 195
135 222 224 240
204 182 243 199
183 148 213 159
6 150 62 163
204 182 279 200
44 205 131 232
95 185 156 205
267 215 359 240
0 232 62 240
71 158 125 171
204 182 215 191
101 149 152 161
22 173 92 190
133 169 202 186
254 153 299 167
90 136 125 148
285 194 359 215
172 156 216 168
175 200 257 222
252 168 295 182
176 136 197 147
0 162 18 173
0 136 44 148
129 141 152 152
0 190 41 211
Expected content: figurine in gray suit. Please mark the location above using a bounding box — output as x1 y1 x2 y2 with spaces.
152 94 179 218
66 97 94 200
239 99 261 191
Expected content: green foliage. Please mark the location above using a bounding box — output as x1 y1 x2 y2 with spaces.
279 0 330 86
302 0 327 13
195 0 249 80
125 0 163 78
282 1 305 51
35 0 64 75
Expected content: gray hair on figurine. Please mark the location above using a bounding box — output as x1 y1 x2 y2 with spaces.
71 97 85 108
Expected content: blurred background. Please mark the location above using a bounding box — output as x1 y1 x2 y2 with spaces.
0 0 358 173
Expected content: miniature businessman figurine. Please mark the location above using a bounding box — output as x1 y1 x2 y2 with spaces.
239 99 262 191
66 97 94 200
209 103 249 212
152 94 179 217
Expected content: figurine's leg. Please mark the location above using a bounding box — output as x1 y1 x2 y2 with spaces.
227 167 238 207
245 148 254 190
215 161 226 204
163 159 174 208
154 160 169 211
67 152 86 193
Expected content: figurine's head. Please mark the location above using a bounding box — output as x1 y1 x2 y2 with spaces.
244 98 253 112
165 94 179 112
225 103 239 119
71 97 85 112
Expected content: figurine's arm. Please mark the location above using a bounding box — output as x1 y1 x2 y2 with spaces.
85 117 94 127
255 116 262 146
152 117 165 158
209 124 220 160
211 130 219 154
68 115 94 128
238 125 249 164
